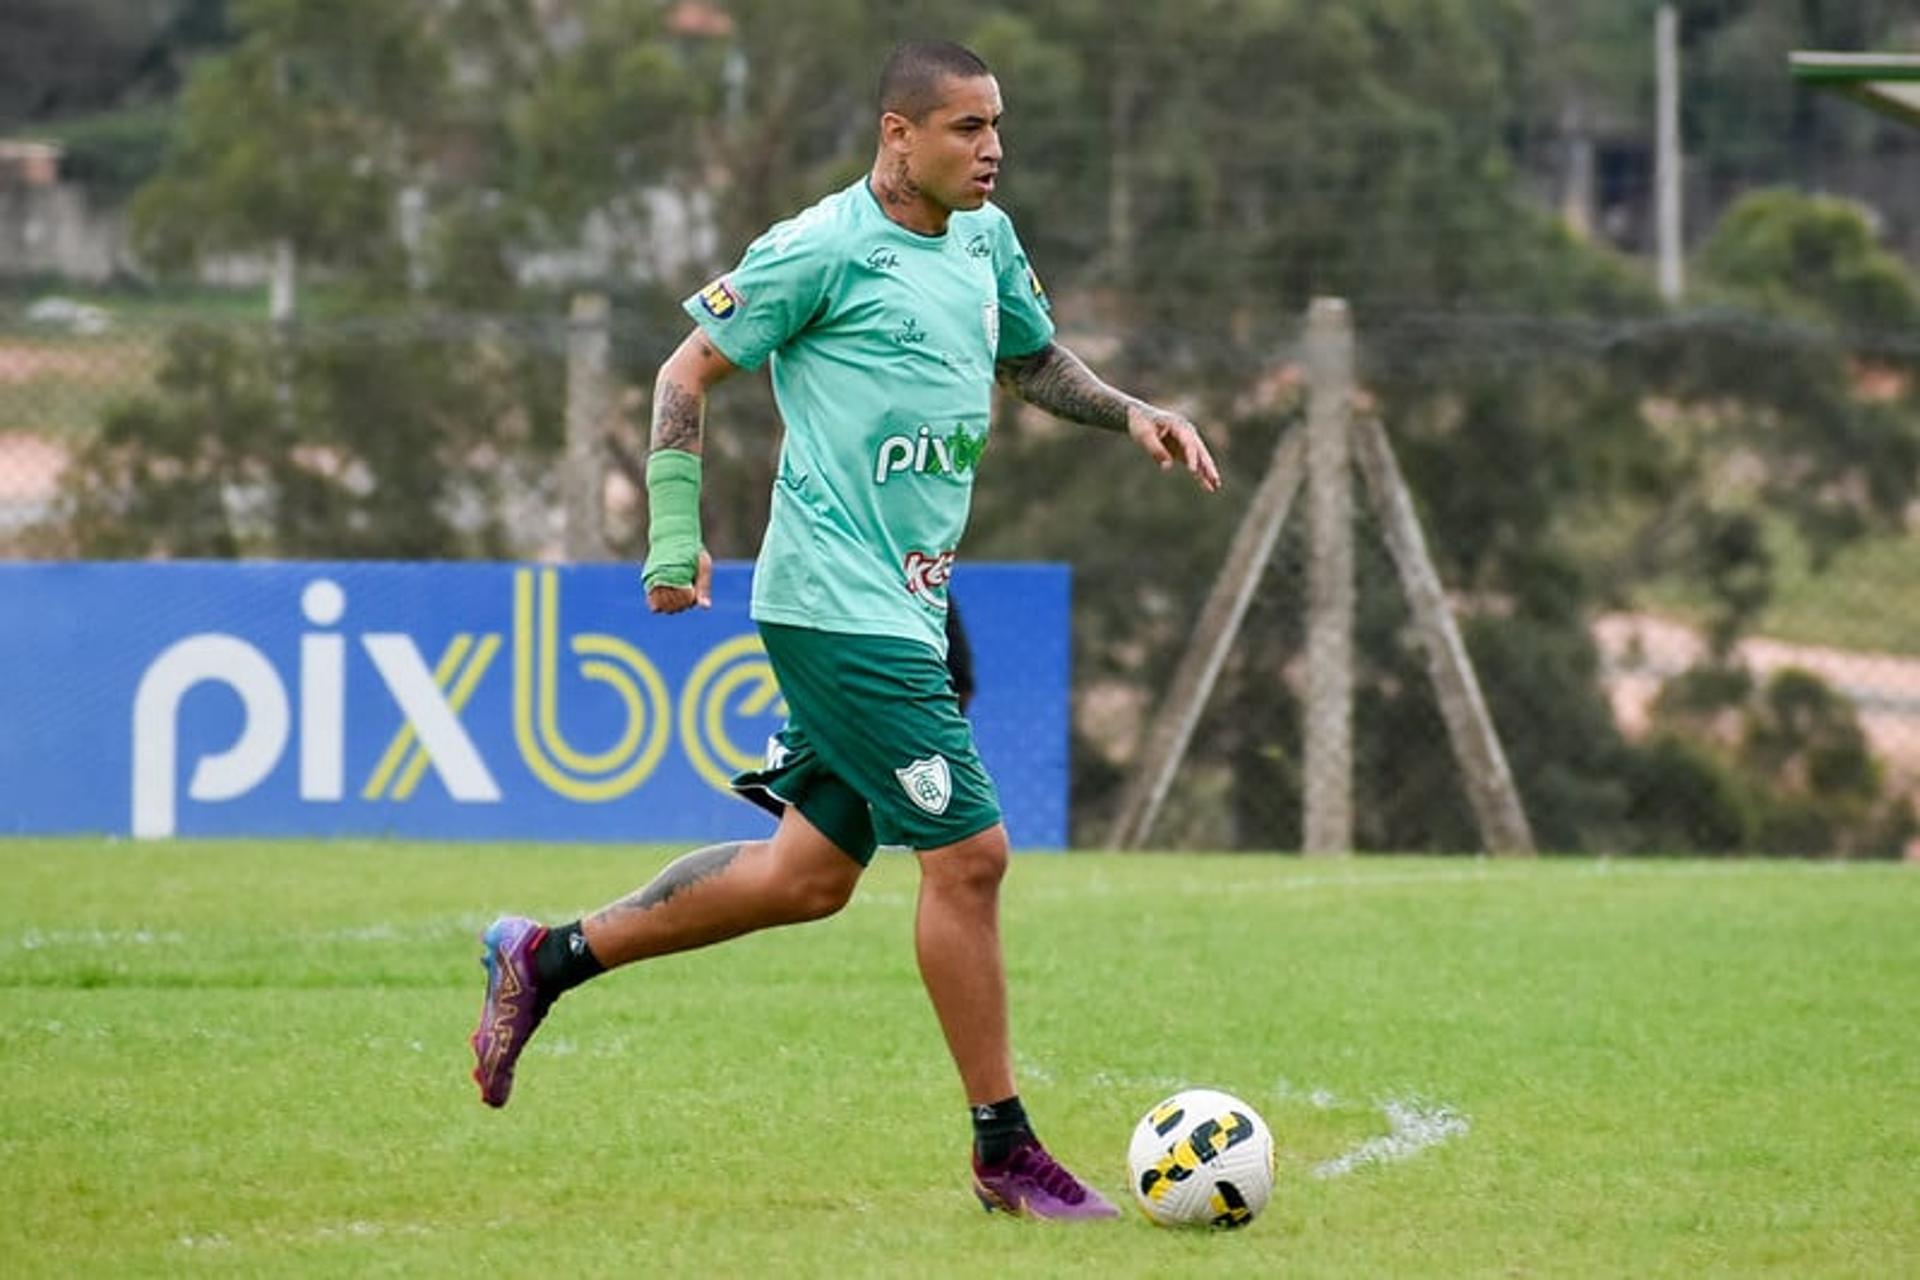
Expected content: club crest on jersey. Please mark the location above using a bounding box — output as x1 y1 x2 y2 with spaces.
895 754 953 815
696 278 742 320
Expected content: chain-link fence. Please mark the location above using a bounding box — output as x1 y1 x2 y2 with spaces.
4 281 1918 856
7 0 1920 855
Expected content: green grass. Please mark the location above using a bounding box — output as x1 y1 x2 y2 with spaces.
1636 522 1920 657
3 842 1915 1277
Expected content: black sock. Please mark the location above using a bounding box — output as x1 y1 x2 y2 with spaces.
531 920 604 997
971 1095 1034 1165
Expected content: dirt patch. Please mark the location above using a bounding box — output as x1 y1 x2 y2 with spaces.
0 344 115 383
0 431 68 501
1596 611 1920 790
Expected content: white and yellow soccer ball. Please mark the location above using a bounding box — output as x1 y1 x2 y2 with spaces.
1126 1088 1276 1228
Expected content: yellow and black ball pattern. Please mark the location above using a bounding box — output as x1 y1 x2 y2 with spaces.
1126 1088 1276 1228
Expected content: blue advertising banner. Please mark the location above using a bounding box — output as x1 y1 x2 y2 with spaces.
0 563 1070 847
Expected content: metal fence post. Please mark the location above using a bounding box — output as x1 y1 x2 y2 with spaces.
564 291 611 562
1353 415 1538 856
1304 297 1355 856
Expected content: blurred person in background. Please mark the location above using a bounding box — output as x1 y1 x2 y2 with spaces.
945 598 976 715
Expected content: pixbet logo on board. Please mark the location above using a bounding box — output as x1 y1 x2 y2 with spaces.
127 571 780 836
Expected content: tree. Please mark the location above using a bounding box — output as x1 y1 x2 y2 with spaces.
54 0 1920 855
130 0 444 278
61 0 561 561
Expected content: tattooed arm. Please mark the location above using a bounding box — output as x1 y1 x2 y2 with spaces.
651 330 740 454
995 342 1221 492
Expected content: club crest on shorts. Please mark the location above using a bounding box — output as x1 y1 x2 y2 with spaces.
895 754 953 816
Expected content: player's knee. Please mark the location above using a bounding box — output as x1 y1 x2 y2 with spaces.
782 864 857 922
928 828 1008 897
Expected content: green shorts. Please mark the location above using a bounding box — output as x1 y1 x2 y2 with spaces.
731 621 1003 865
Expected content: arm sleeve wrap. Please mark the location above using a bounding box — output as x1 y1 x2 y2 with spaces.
642 448 703 589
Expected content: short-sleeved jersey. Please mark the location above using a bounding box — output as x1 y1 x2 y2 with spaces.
683 178 1054 654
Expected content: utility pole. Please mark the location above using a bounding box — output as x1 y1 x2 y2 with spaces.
1655 3 1684 302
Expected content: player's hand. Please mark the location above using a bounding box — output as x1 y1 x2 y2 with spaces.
1128 404 1221 493
647 549 713 613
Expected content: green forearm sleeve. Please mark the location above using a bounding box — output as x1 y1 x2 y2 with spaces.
643 448 703 589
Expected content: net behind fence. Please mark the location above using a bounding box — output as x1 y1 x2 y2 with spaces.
5 290 1918 855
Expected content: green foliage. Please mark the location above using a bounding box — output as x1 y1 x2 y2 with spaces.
59 324 276 557
1622 732 1759 853
60 1 1920 854
131 0 445 269
1629 662 1913 858
32 105 178 201
1703 189 1920 331
58 317 561 558
1621 193 1920 637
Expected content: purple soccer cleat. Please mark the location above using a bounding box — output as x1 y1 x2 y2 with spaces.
972 1140 1121 1221
469 915 552 1108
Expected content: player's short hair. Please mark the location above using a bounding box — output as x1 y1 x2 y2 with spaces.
878 40 992 123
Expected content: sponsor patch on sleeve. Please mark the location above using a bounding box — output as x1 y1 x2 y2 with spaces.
696 278 743 320
1026 267 1049 309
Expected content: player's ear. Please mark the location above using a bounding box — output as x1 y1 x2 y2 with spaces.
879 110 913 153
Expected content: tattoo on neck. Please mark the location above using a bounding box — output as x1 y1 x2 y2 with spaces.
878 161 920 207
652 379 704 452
594 841 746 923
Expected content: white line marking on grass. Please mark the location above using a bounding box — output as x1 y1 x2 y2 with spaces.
17 928 186 949
1088 1069 1189 1094
177 1234 231 1250
1578 858 1875 879
309 1219 432 1242
1014 1052 1055 1085
1311 1097 1470 1180
1272 1077 1343 1110
316 915 493 943
1026 867 1503 902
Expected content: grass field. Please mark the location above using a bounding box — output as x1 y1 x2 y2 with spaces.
3 842 1915 1277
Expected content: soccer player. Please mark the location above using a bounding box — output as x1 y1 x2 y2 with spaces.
471 39 1219 1221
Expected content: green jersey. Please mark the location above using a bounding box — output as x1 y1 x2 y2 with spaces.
683 178 1054 653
